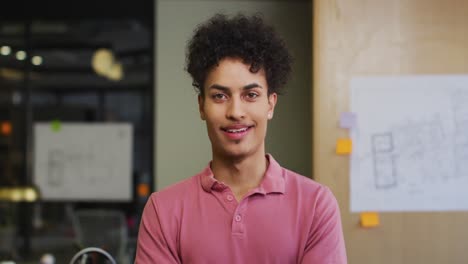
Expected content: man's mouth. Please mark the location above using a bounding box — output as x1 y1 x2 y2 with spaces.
221 125 253 139
223 127 250 133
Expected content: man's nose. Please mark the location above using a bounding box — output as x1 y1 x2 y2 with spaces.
226 97 245 120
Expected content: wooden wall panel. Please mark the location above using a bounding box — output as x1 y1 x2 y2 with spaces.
313 1 468 263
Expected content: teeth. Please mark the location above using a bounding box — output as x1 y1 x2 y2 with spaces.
227 127 248 133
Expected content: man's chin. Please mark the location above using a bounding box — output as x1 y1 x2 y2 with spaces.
216 148 250 161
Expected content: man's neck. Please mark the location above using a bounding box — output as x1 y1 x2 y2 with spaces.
211 150 268 200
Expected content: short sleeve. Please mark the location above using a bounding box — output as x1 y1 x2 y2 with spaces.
301 187 347 264
135 194 181 264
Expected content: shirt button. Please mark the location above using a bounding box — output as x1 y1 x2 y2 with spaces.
235 215 242 222
226 195 234 201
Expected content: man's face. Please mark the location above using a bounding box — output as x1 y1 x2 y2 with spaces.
198 57 277 160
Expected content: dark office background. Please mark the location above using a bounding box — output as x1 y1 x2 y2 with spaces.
0 0 154 262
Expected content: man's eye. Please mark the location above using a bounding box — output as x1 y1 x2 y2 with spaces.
246 93 258 99
212 93 226 100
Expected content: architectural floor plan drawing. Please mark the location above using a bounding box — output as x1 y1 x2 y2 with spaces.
350 75 468 212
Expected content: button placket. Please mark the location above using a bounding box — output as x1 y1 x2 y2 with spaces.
212 187 237 216
222 190 238 212
234 214 242 222
231 198 248 235
231 211 244 234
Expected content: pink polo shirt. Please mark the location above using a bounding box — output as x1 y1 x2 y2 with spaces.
136 155 347 263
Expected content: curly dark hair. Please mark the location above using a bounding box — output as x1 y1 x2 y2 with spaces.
185 13 293 96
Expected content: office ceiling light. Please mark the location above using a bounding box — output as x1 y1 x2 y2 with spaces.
0 187 39 202
24 188 39 201
32 55 43 66
107 62 123 81
0 45 11 56
92 48 114 76
16 50 26 61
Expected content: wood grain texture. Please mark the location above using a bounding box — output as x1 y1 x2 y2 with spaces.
313 0 468 263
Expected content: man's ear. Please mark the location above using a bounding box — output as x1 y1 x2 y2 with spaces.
267 92 277 120
198 95 206 120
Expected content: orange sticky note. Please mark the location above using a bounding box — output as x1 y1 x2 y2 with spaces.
360 212 380 228
336 139 352 154
1 121 12 136
137 183 150 197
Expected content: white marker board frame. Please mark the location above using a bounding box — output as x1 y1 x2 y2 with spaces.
33 123 133 201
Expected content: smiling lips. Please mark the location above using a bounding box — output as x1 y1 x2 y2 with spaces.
221 125 253 140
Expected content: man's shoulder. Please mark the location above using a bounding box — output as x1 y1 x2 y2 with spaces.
281 168 339 217
150 173 200 203
283 168 322 190
268 155 325 194
282 167 334 199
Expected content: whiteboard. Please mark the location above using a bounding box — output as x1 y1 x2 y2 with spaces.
350 75 468 212
33 123 133 201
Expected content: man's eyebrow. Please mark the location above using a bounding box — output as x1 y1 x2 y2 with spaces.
208 83 263 91
243 83 263 90
209 84 229 91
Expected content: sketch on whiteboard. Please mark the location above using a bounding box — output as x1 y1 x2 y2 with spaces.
48 149 64 187
46 147 116 187
350 75 468 212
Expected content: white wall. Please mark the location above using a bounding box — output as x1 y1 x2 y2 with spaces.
155 0 312 190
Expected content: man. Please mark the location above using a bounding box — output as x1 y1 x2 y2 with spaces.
136 14 347 263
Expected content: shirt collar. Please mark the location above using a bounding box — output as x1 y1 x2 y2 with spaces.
200 154 285 195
